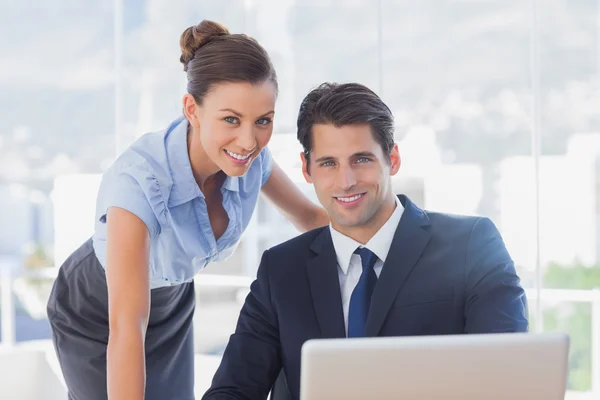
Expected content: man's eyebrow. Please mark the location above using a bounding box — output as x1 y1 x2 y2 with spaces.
353 151 376 158
314 155 336 163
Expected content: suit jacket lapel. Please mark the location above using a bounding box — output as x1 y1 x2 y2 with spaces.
365 195 432 336
306 228 346 338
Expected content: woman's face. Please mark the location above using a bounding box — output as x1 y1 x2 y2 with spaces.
186 80 277 177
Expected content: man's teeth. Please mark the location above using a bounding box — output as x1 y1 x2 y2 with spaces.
226 150 252 160
336 194 364 203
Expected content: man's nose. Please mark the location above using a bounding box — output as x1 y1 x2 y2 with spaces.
336 165 357 190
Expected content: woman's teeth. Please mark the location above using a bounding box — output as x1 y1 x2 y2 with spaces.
226 150 252 160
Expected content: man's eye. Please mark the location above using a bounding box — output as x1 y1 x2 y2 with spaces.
356 157 370 163
321 161 335 167
224 116 239 124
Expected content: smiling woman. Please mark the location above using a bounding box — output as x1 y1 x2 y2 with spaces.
184 81 277 183
45 19 328 400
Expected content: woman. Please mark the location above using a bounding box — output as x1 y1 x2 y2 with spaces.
47 20 328 400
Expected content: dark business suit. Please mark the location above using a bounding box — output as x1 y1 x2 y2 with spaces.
203 195 529 400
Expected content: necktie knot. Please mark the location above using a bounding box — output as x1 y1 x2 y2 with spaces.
354 247 377 272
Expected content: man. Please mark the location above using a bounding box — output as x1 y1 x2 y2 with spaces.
202 82 529 400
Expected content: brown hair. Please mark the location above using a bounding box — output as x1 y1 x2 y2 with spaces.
180 20 278 104
297 82 395 167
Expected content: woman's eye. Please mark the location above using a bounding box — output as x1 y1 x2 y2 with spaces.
256 118 272 125
224 116 239 124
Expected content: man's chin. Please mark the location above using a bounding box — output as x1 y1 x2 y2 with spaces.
330 214 367 230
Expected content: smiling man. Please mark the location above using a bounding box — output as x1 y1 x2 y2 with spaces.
202 82 529 400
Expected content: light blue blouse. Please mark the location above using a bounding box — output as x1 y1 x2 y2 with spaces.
92 115 273 289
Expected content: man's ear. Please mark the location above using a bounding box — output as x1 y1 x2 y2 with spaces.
389 144 401 176
301 152 312 183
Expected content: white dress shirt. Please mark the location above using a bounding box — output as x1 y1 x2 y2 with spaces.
329 196 405 335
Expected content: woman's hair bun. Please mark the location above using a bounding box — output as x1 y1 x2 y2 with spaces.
180 20 230 71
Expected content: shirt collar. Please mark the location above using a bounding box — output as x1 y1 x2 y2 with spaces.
330 226 361 275
166 116 239 208
330 196 405 275
222 175 240 192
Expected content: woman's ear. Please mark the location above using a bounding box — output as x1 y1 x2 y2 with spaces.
183 94 200 128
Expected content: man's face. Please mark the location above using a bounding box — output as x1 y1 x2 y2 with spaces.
301 123 400 235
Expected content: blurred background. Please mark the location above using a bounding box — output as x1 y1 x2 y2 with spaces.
0 0 599 398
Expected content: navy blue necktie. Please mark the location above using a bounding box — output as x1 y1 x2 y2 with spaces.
347 247 378 337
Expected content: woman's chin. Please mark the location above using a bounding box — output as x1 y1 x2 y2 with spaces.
219 161 251 177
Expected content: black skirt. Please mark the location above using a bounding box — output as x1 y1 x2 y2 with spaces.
46 238 196 400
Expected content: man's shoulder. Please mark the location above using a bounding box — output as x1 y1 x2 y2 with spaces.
425 209 481 225
266 226 328 258
402 195 485 235
258 227 327 283
423 209 491 239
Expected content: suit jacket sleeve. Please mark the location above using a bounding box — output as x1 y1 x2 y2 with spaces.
202 249 282 400
464 217 529 333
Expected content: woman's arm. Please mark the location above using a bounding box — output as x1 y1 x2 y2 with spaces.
261 161 329 232
105 207 151 400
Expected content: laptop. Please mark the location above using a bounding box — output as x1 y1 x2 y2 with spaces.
300 332 569 400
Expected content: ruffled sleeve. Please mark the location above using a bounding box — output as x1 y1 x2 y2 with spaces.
96 165 164 239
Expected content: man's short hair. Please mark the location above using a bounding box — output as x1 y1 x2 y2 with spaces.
296 82 395 165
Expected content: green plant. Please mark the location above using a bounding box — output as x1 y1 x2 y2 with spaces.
538 263 600 391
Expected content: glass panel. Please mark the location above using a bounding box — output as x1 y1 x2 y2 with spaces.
538 0 600 393
0 1 116 343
